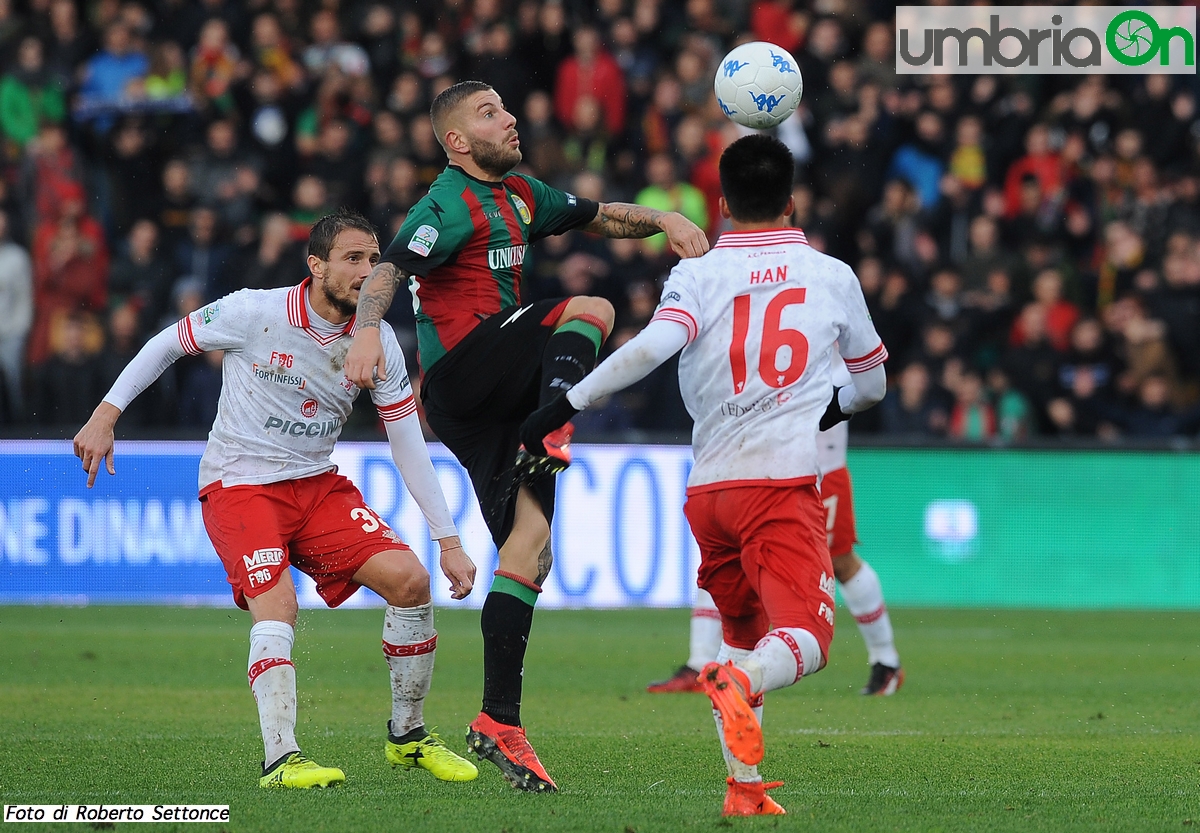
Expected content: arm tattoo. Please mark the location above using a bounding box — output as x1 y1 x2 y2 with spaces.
535 539 554 586
355 262 408 330
580 202 667 239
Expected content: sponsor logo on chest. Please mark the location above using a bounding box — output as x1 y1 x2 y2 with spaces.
488 244 527 270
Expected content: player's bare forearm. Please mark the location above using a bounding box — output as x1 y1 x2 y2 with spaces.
581 204 710 259
581 202 668 238
355 262 408 330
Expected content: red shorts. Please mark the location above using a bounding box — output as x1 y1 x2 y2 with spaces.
819 466 857 558
201 471 410 610
684 483 834 657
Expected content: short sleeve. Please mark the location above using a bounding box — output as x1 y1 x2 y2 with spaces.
511 174 599 241
370 323 418 422
380 193 474 277
177 290 249 355
649 262 703 343
835 265 888 373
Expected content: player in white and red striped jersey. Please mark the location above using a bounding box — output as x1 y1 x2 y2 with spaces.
73 210 480 789
518 135 887 816
652 352 903 698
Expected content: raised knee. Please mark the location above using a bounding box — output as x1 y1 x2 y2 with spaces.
382 563 430 607
564 296 615 336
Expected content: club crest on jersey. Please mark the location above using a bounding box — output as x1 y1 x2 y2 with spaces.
510 194 531 225
300 398 319 418
407 224 439 257
190 303 220 327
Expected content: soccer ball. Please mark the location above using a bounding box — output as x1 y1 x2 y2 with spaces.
714 41 803 130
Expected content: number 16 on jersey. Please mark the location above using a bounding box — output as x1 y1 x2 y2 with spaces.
728 287 809 394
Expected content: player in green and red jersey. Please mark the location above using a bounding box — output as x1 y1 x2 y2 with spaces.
344 81 708 793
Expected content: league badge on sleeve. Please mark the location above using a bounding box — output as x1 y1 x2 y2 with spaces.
510 194 532 225
407 224 439 257
190 302 221 328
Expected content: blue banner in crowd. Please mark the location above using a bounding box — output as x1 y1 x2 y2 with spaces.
0 441 701 609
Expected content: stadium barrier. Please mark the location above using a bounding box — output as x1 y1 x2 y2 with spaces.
1 441 1197 609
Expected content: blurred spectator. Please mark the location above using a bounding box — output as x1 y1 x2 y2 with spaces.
143 40 188 99
987 367 1031 442
634 153 708 253
240 213 305 290
0 37 66 151
947 370 995 442
1010 269 1080 352
79 22 149 108
302 10 369 79
178 348 224 427
28 311 105 427
0 210 32 417
189 17 240 112
880 362 948 436
28 184 108 366
153 158 197 251
554 25 626 139
173 207 232 300
249 12 304 92
110 219 174 327
887 111 945 210
1003 124 1060 219
98 301 160 427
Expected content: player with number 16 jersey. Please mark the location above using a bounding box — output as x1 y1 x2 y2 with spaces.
518 135 888 816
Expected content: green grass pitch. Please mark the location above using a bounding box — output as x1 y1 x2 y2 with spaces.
1 606 1197 832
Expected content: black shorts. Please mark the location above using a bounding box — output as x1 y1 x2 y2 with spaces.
420 298 569 547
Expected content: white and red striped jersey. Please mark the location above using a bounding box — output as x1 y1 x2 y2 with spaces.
174 279 415 492
651 228 885 493
817 354 852 476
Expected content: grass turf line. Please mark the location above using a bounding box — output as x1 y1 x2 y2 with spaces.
0 606 1197 832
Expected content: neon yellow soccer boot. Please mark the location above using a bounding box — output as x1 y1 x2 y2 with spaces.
386 723 479 782
259 752 346 789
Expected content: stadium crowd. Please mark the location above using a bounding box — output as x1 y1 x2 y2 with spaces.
1 0 1200 441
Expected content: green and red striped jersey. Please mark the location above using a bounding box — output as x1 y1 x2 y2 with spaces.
381 165 598 373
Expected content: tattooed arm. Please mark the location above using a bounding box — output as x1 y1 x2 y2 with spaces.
344 261 409 389
580 202 710 259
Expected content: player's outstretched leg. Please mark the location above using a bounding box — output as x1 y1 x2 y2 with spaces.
382 603 478 781
249 621 345 789
836 556 903 695
648 593 721 693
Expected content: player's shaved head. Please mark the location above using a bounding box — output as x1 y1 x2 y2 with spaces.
309 208 377 261
430 80 495 153
719 134 795 223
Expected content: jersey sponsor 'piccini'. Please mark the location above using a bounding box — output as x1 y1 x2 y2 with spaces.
175 280 415 492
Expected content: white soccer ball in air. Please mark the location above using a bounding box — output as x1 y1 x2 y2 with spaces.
714 41 803 130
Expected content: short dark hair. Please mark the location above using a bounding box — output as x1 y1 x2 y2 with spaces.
430 80 494 151
308 208 377 260
718 134 795 223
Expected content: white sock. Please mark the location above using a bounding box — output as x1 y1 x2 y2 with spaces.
741 628 823 693
382 603 436 737
839 561 900 668
713 642 761 783
687 590 722 671
248 620 298 767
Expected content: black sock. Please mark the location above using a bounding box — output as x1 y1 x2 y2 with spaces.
540 325 603 407
480 583 537 726
388 722 428 743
